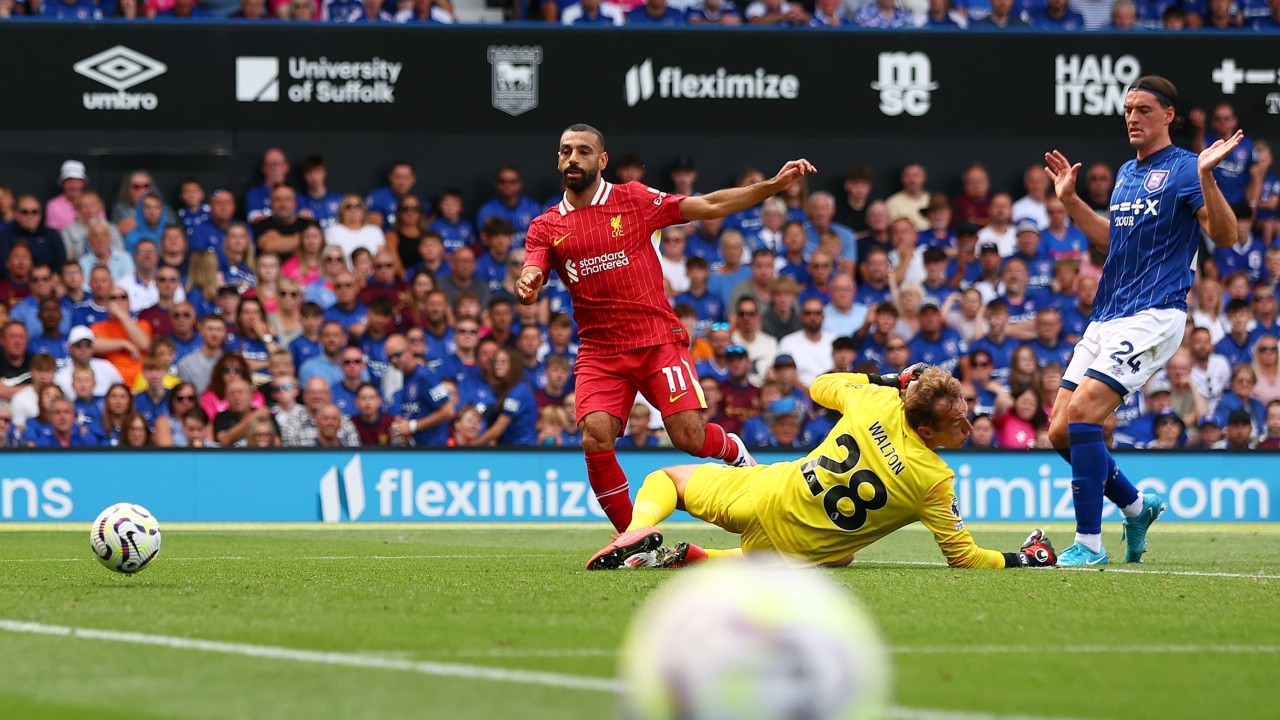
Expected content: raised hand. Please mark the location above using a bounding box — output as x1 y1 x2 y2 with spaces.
1044 150 1082 203
516 269 544 306
773 159 818 190
1199 130 1244 175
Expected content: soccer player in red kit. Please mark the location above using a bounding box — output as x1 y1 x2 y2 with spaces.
518 123 816 532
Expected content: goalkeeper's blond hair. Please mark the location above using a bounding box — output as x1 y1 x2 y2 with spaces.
903 368 964 433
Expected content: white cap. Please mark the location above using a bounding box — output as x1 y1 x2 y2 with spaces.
59 160 88 184
69 325 95 345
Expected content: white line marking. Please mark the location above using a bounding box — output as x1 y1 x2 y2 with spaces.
451 644 1280 658
0 619 621 693
0 554 555 564
854 559 1280 580
0 619 1088 720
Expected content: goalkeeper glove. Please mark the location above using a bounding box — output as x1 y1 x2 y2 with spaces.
1013 529 1057 568
868 362 929 390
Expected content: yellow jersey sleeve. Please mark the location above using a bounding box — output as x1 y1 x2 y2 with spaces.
919 478 1008 569
810 373 880 412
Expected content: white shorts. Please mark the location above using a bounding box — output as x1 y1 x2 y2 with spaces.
1062 308 1186 399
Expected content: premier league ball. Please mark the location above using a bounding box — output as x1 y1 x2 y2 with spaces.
90 503 162 574
620 559 891 720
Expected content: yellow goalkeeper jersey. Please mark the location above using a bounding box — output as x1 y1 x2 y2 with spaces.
750 373 1006 568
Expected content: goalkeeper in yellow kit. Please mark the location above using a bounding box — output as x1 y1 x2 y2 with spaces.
586 365 1058 570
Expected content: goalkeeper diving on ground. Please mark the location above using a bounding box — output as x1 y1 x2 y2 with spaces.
586 365 1060 570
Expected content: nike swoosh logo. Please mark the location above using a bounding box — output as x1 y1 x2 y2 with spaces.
553 233 570 246
1085 557 1105 566
669 391 689 403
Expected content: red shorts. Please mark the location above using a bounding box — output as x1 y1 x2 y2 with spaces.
573 342 707 425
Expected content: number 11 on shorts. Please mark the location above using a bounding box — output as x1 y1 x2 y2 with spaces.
661 365 688 398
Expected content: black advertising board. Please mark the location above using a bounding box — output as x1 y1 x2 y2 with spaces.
10 23 1280 138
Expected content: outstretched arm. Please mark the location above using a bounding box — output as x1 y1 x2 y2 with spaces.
1198 130 1245 249
680 159 817 221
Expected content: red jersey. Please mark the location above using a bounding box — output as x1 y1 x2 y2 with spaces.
525 181 687 353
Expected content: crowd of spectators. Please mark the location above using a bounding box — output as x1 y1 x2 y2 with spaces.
5 0 1280 31
0 101 1277 451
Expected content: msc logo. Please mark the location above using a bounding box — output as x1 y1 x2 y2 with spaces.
624 58 799 108
319 454 366 522
489 45 542 117
610 214 624 237
74 45 167 111
236 56 280 102
872 52 936 117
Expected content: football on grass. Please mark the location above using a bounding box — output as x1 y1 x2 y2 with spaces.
619 559 890 720
90 503 162 574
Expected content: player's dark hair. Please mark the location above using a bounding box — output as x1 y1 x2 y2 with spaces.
482 216 517 237
1129 76 1178 110
564 123 606 149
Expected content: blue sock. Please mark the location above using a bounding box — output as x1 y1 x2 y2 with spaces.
1057 445 1139 510
1103 459 1139 509
1068 422 1107 536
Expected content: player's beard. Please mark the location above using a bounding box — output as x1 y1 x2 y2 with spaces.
562 165 598 193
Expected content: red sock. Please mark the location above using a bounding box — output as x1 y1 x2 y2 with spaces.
698 422 739 463
585 449 632 532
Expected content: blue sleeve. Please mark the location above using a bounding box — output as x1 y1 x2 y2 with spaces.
502 384 530 418
1177 156 1205 215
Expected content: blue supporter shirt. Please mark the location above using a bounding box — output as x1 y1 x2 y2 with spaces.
71 301 110 328
29 425 103 447
73 397 103 429
476 196 543 248
394 364 451 446
723 206 763 236
945 257 983 288
969 335 1016 384
1214 238 1267 285
855 283 892 308
740 415 771 448
694 358 729 383
626 5 685 24
919 229 955 251
1027 8 1085 29
522 361 548 390
219 258 256 290
777 259 811 286
133 390 169 427
28 333 70 368
330 381 361 416
800 413 836 446
42 0 102 19
686 232 722 263
289 335 322 373
299 191 343 229
1026 339 1073 368
543 271 573 316
1216 392 1267 435
1203 132 1255 205
423 328 456 371
1095 144 1205 323
325 0 365 21
179 204 211 235
673 289 724 338
1113 390 1143 434
323 302 369 331
429 217 476 253
1215 334 1254 368
1044 226 1089 258
358 334 391 384
858 335 889 369
474 252 508 294
498 382 539 446
708 267 751 308
907 329 965 375
245 184 272 223
13 295 74 337
172 332 203 362
1258 173 1280 220
616 434 661 447
1011 252 1055 295
235 337 270 365
188 225 227 254
1001 290 1049 325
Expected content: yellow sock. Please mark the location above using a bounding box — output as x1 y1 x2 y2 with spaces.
704 548 743 560
627 470 679 531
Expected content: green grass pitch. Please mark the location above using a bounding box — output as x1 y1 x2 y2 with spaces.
0 522 1277 720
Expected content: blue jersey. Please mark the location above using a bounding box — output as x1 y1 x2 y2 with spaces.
73 397 104 430
800 413 836 447
429 218 476 254
358 333 391 384
969 335 1016 384
133 390 169 427
42 0 102 20
1026 339 1073 369
1214 238 1267 285
1204 132 1255 205
172 332 203 362
366 187 429 231
179 204 211 235
1027 8 1085 29
474 252 508 294
325 0 365 21
1044 226 1089 259
498 382 538 446
1011 252 1055 295
1258 173 1280 220
394 365 451 446
1215 334 1254 368
245 184 272 223
72 301 110 328
28 333 69 367
323 302 368 331
330 381 361 416
672 289 724 338
29 425 103 448
289 335 322 372
855 283 891 308
1095 145 1205 323
686 232 722 263
908 328 965 375
695 359 729 384
476 196 542 248
626 5 685 24
423 327 456 369
1000 290 1048 325
1060 303 1089 341
299 191 343 229
945 257 983 287
616 434 661 447
739 415 772 448
188 225 226 254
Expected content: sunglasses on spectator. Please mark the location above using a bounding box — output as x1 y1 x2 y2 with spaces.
224 367 245 375
341 358 364 365
73 340 93 348
711 322 730 332
802 310 824 316
17 208 39 215
324 256 344 262
334 282 355 288
279 290 300 297
964 395 977 402
132 182 152 190
342 203 363 210
737 310 758 317
374 263 395 269
888 344 908 350
31 275 52 282
400 205 422 212
172 311 194 317
972 360 991 367
1258 346 1278 352
455 328 478 335
275 383 295 391
175 394 196 402
109 294 129 300
387 350 405 360
158 276 180 283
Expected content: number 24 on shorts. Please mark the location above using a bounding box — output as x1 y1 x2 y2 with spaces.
1109 340 1142 373
801 433 888 532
